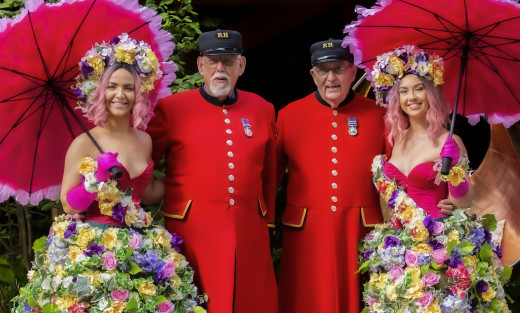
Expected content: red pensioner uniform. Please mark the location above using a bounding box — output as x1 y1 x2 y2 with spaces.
147 87 277 313
276 91 387 313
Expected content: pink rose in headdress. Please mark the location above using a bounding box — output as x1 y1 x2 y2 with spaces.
161 260 175 278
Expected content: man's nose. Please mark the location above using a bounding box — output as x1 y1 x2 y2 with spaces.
215 61 226 71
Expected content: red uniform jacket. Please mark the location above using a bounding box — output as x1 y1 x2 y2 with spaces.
276 91 386 313
148 87 277 313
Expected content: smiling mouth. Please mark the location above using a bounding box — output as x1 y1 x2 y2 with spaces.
326 85 341 90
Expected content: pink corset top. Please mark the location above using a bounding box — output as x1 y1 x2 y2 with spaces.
85 161 154 225
383 162 448 219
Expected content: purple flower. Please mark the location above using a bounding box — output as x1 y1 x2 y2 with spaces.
111 204 125 224
72 276 77 283
468 227 486 247
363 249 374 260
64 223 77 239
448 250 463 268
80 61 94 77
418 254 431 265
109 36 121 45
483 228 492 245
73 88 86 102
493 246 503 258
388 190 399 209
428 239 443 250
384 236 401 248
415 52 429 63
423 215 435 234
24 302 32 312
134 250 160 273
84 243 105 257
476 280 489 294
170 232 184 252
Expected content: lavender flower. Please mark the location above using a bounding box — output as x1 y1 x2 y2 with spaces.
423 215 435 234
448 250 463 268
440 295 471 313
428 239 443 250
84 243 105 257
80 61 94 78
493 246 503 258
384 236 401 248
111 204 125 224
171 232 184 252
468 227 486 247
388 190 399 209
134 250 160 273
363 249 374 261
64 223 77 239
378 245 406 271
483 228 492 245
417 254 431 266
476 280 489 294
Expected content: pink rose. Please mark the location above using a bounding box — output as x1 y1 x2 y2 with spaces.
157 301 175 313
128 232 142 250
433 222 445 235
405 250 418 267
417 292 435 308
388 266 404 281
103 252 117 271
422 272 441 287
111 289 129 302
367 297 378 306
161 261 176 278
69 302 88 313
432 248 448 265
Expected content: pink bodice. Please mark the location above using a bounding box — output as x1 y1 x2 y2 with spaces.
85 162 154 225
383 162 448 219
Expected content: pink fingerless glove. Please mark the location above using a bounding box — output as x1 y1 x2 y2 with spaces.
96 152 123 182
440 137 460 167
448 178 469 198
66 182 96 212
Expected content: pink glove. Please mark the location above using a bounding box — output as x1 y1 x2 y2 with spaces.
448 178 469 199
96 152 123 182
440 137 460 167
66 182 96 212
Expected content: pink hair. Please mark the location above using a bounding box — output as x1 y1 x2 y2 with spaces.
385 74 450 146
87 63 151 130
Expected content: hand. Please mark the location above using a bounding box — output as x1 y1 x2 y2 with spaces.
96 152 122 181
437 198 457 215
440 137 460 166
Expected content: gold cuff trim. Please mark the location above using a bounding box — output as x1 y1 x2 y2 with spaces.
163 200 192 220
282 208 307 228
267 223 275 228
258 197 267 217
361 207 377 227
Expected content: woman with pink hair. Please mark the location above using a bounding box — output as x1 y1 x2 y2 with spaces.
372 46 473 221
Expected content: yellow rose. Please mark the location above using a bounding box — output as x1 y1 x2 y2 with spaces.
398 206 418 223
156 229 171 249
112 301 125 313
463 255 479 270
77 228 96 249
448 230 460 243
55 264 65 278
125 211 138 226
114 44 136 64
171 275 182 287
404 267 423 299
410 220 429 242
55 297 76 311
412 243 433 254
389 54 405 78
53 221 68 239
102 228 119 250
374 72 396 87
447 166 465 186
138 282 156 296
69 246 83 261
482 287 496 302
386 284 398 301
138 49 159 74
141 73 156 92
433 69 444 86
382 183 397 202
87 55 105 76
424 300 442 313
78 157 96 175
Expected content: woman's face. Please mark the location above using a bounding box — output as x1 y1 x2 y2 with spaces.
398 74 429 119
105 68 136 117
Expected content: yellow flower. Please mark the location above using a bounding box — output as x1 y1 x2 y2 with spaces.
141 73 156 92
374 72 396 87
140 49 159 74
404 267 423 299
55 297 76 311
382 183 397 202
156 229 171 249
424 300 442 313
78 157 96 175
463 255 479 270
399 205 418 223
447 166 465 186
411 220 429 242
412 243 433 254
433 69 444 86
125 210 138 226
114 44 136 64
171 275 182 287
138 282 156 296
69 246 83 261
389 54 405 78
87 55 105 76
77 228 96 249
386 284 398 301
55 264 65 278
448 230 460 243
102 228 120 250
112 301 125 313
53 221 68 239
482 287 496 302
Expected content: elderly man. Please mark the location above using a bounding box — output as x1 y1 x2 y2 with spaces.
275 39 388 313
147 30 277 313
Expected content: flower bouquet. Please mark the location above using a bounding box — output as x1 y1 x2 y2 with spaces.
359 155 512 313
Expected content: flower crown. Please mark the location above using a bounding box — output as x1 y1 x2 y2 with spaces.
74 33 162 111
371 45 444 107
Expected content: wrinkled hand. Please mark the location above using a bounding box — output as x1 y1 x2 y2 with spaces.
440 137 460 166
437 198 457 215
96 152 122 181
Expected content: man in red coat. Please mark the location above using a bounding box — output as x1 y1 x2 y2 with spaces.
147 30 277 313
275 39 388 313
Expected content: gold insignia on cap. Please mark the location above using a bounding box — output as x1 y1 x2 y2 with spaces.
323 42 333 48
217 32 229 38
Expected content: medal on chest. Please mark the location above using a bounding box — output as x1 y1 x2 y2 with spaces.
348 116 358 136
242 118 253 137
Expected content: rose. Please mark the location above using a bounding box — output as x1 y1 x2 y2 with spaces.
157 301 175 313
433 221 445 235
128 232 142 250
161 260 175 278
103 252 118 271
405 250 418 267
111 289 129 302
417 292 435 308
422 272 441 287
69 302 88 313
138 282 156 296
367 297 378 307
432 248 448 265
388 266 404 281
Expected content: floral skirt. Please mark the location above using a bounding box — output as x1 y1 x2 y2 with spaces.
12 215 207 313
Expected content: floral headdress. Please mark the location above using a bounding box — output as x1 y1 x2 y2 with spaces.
371 45 444 106
74 33 162 111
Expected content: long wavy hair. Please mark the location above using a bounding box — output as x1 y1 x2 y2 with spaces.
87 63 151 130
385 74 450 146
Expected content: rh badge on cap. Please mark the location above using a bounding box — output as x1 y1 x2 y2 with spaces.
348 117 357 136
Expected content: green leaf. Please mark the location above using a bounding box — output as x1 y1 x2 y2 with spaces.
121 247 134 262
447 240 457 256
27 296 40 308
41 201 56 212
361 308 370 313
479 243 493 262
501 266 513 285
0 266 15 283
431 261 441 270
420 264 430 275
43 303 59 313
505 292 515 304
129 261 142 275
459 241 476 256
481 214 497 231
356 260 372 274
33 236 48 253
126 298 138 312
153 296 168 305
488 299 500 313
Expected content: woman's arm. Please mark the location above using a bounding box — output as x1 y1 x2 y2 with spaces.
380 195 393 223
60 135 91 215
140 132 165 204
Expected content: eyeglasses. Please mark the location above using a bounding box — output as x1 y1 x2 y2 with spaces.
203 56 239 69
313 66 349 77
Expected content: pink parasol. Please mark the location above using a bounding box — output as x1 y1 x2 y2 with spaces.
0 0 176 205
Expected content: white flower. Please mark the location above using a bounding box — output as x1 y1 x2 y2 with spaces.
371 155 383 175
142 239 153 250
27 270 36 281
99 273 112 283
51 276 62 290
97 298 108 310
120 195 133 207
436 235 448 245
416 61 429 76
41 277 51 291
62 276 73 288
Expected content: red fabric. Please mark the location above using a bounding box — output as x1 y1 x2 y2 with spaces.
147 88 277 313
276 93 386 313
85 162 154 225
383 162 448 219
